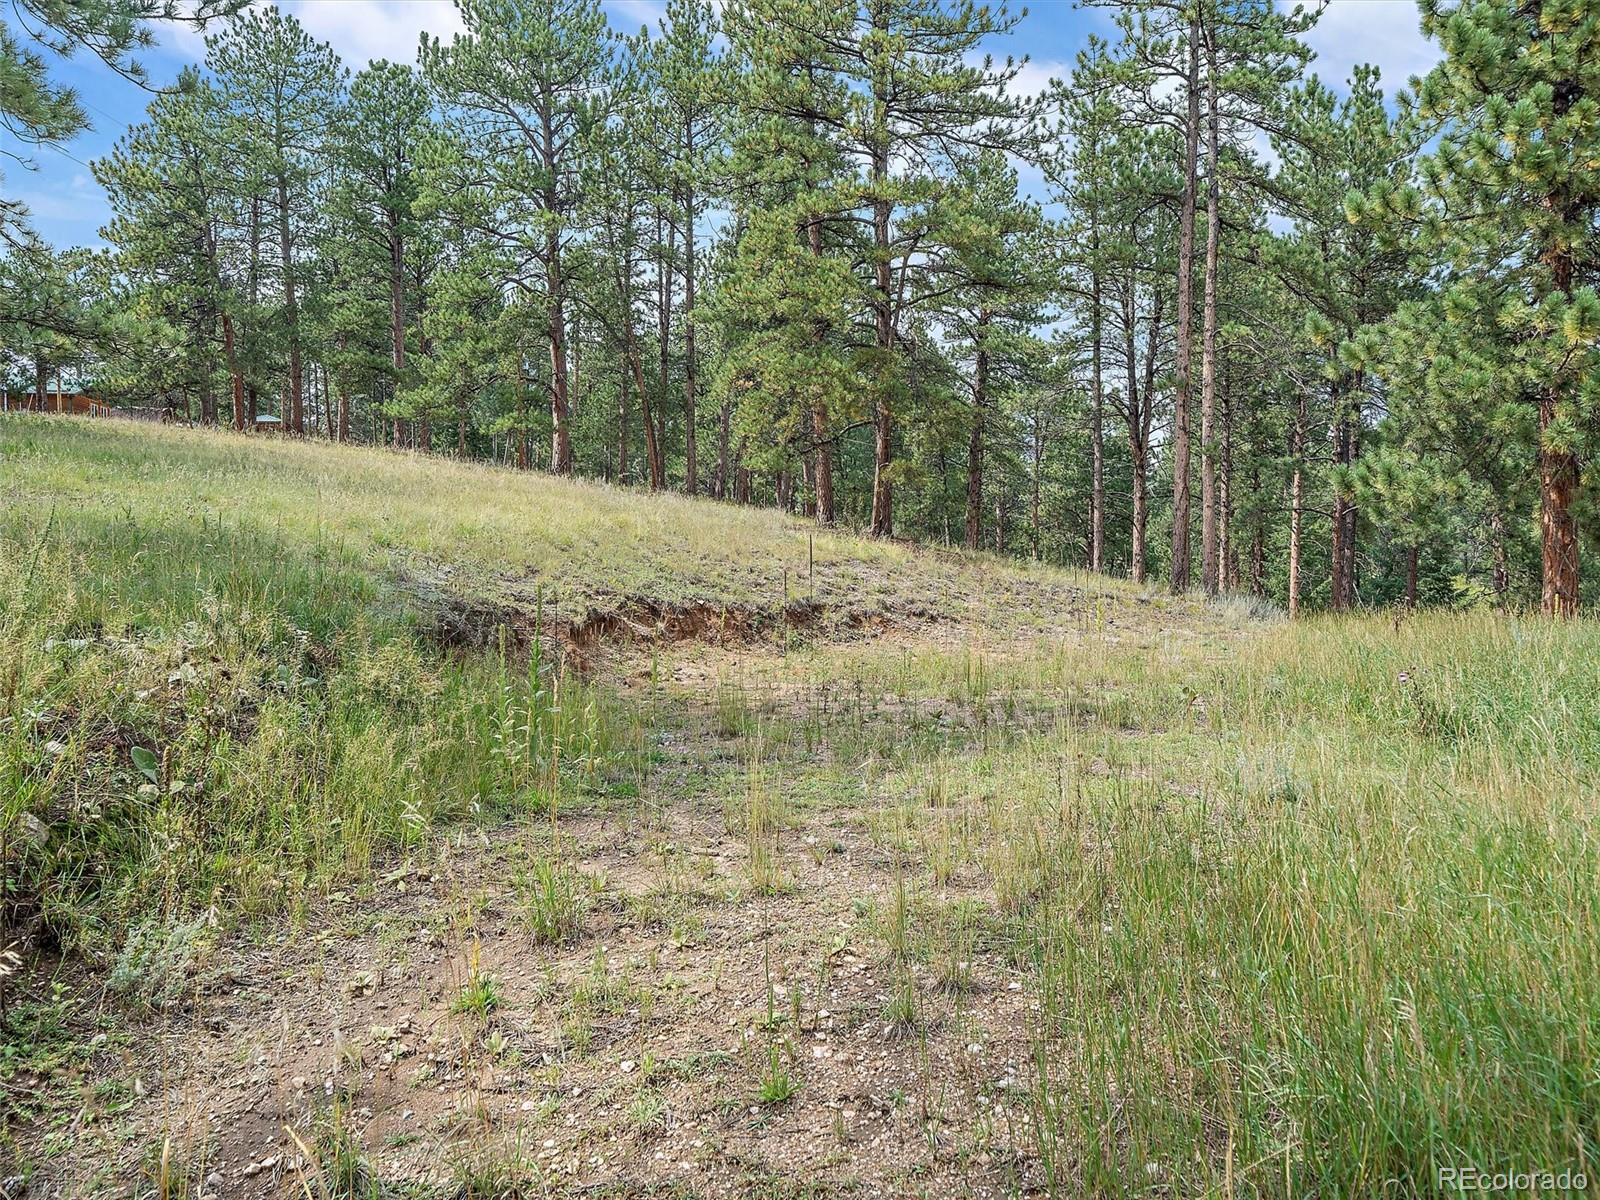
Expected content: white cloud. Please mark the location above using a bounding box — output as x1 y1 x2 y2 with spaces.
153 1 463 70
1302 0 1440 96
285 0 463 67
1006 57 1069 100
154 0 681 70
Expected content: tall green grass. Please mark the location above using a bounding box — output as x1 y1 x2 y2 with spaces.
0 499 639 957
874 613 1600 1195
5 418 1597 1195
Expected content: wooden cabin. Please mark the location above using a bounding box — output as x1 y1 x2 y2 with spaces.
2 389 110 416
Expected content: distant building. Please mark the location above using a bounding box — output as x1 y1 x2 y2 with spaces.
2 390 111 416
254 413 283 432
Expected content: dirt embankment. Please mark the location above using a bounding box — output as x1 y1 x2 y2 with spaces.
416 574 905 670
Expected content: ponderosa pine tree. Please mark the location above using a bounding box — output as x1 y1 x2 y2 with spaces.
720 0 857 522
1194 0 1313 596
96 73 248 429
1347 444 1459 608
578 94 667 489
1351 0 1600 616
838 0 1038 537
1050 38 1119 573
208 8 345 436
422 0 614 475
933 151 1052 551
331 61 433 447
1273 65 1412 613
634 0 725 496
1092 0 1201 590
0 0 238 246
1054 58 1178 583
413 240 512 457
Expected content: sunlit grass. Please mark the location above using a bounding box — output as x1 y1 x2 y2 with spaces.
4 416 1595 1195
831 612 1600 1195
0 415 1121 624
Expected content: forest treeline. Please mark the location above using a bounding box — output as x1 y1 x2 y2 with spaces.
1 0 1597 615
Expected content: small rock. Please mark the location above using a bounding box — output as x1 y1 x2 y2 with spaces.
241 1155 279 1178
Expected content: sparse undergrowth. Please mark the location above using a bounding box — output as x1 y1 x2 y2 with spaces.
2 418 1596 1197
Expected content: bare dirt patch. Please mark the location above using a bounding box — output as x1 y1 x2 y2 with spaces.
414 567 906 673
13 691 1060 1200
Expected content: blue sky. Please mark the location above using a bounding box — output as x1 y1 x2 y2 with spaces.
1 0 1440 251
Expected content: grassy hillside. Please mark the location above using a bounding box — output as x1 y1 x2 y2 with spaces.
0 416 1149 636
2 415 1596 1199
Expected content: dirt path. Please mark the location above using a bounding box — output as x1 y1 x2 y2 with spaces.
17 695 1055 1200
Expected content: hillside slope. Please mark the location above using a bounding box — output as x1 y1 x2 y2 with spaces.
0 417 1210 652
5 416 1593 1200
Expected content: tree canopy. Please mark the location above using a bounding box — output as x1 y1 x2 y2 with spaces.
3 0 1599 616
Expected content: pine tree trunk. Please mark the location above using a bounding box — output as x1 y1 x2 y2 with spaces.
617 363 630 483
390 215 407 449
1126 275 1157 585
1250 508 1265 598
1199 31 1222 597
1405 543 1420 609
965 312 990 551
800 455 816 517
683 187 699 495
246 194 260 427
867 13 895 539
539 88 572 476
627 337 663 488
416 331 432 453
716 402 730 500
1289 390 1307 619
627 292 664 490
1220 383 1234 590
1031 405 1043 561
657 212 675 487
1131 445 1148 584
1330 381 1360 611
1540 243 1581 615
806 214 835 525
516 364 531 471
868 191 894 537
1170 10 1201 593
1489 508 1509 602
547 231 571 474
222 313 245 431
199 300 217 427
1540 394 1580 616
1089 251 1105 573
275 173 302 436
